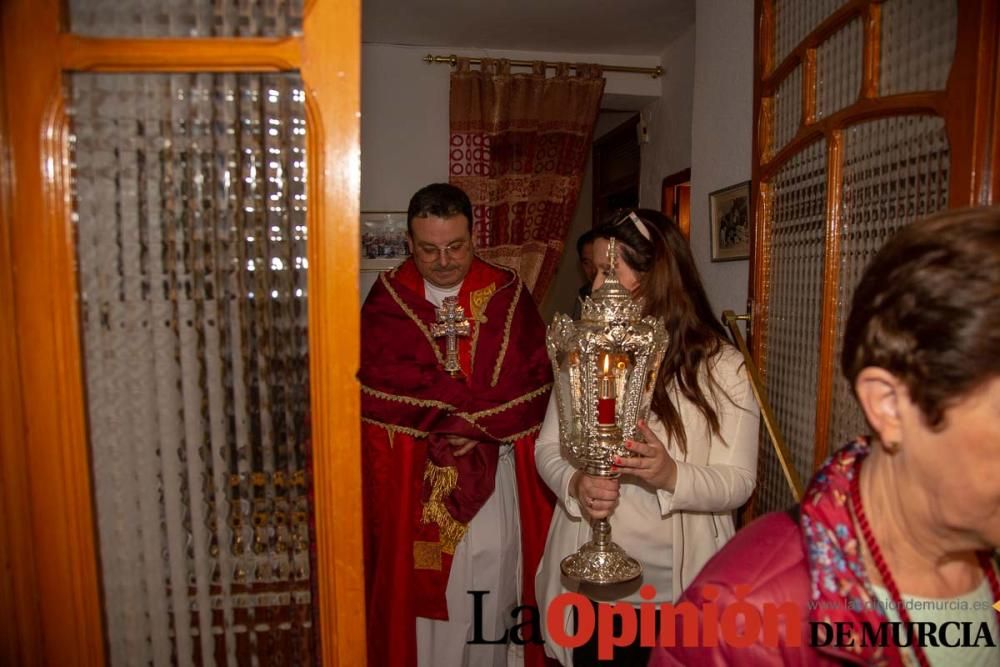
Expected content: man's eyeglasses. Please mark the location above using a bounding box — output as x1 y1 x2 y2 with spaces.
414 239 471 262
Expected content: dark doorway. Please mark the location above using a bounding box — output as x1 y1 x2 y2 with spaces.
592 114 639 227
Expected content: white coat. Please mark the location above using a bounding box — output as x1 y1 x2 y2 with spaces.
533 346 760 665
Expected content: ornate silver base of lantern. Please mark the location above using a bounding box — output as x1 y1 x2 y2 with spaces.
560 516 642 585
560 423 642 585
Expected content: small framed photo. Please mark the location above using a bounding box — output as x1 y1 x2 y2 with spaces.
360 211 409 271
709 181 751 262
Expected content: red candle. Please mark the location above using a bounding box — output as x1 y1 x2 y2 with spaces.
597 353 616 425
598 397 615 424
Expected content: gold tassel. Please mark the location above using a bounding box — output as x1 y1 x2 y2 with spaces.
420 462 467 555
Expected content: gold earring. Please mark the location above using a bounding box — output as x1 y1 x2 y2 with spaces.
884 439 900 453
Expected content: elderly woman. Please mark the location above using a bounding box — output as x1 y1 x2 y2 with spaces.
650 207 1000 666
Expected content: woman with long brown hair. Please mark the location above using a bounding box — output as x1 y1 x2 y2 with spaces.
534 208 760 666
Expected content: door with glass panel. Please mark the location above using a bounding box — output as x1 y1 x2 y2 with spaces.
1 1 363 665
748 0 1000 515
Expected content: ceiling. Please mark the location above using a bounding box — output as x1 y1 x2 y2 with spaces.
362 0 695 57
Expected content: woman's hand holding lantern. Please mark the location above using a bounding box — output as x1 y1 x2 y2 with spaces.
570 471 620 521
613 420 678 492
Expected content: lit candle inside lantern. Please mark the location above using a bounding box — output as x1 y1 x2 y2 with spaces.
597 353 616 425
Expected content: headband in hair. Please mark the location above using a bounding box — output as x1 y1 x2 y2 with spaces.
616 211 652 241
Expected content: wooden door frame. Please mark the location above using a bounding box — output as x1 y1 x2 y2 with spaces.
660 167 691 239
0 1 364 664
0 8 44 662
747 0 1000 517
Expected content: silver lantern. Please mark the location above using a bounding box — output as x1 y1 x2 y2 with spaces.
545 238 669 585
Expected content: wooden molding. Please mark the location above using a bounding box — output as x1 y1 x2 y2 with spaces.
758 0 775 79
60 34 302 72
762 0 868 94
802 49 817 126
861 3 882 99
0 15 44 662
744 0 768 522
661 168 692 240
758 92 946 180
945 0 1000 205
988 11 1000 202
813 131 843 470
3 1 105 663
300 0 366 665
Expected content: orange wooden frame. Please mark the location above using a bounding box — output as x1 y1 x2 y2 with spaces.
661 168 692 240
0 1 363 665
748 0 1000 516
0 18 44 665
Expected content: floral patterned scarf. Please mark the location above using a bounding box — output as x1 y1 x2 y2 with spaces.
799 436 905 666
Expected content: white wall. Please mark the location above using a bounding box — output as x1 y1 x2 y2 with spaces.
360 43 660 301
688 0 755 326
638 23 695 209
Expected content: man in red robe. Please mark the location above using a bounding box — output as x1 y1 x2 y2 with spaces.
360 183 556 666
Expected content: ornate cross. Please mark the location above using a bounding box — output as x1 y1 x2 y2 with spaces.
430 296 471 376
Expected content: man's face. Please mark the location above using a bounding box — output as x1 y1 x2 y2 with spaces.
407 214 474 289
580 241 596 283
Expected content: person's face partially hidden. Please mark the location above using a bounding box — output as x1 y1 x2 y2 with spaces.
407 214 474 289
591 238 641 294
580 242 596 283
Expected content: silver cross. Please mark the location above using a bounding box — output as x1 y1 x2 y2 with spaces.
430 296 471 376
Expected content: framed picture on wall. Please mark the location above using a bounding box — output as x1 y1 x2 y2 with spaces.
360 211 409 271
708 181 751 262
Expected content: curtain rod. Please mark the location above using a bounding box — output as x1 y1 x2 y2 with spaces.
423 53 663 79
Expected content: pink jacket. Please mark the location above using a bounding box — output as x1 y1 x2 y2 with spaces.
651 440 960 666
648 510 862 666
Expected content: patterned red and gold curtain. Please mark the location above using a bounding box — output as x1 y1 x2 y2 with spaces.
449 58 605 302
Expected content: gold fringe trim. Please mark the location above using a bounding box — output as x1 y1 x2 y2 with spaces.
365 415 541 449
361 384 456 411
364 377 549 444
491 280 523 387
362 417 428 439
380 272 445 367
363 380 550 423
420 462 467 555
467 421 543 445
469 318 481 378
457 383 552 420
